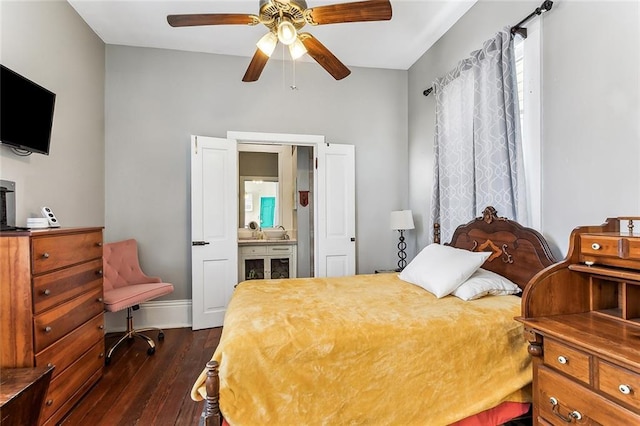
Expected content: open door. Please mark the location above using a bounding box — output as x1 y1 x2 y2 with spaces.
190 135 237 330
315 143 356 276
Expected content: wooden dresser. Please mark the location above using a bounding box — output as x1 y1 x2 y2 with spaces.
0 227 105 425
518 217 640 425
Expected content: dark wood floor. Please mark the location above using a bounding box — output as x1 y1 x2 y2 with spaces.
60 327 222 426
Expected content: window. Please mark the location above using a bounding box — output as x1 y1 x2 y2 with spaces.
514 20 542 230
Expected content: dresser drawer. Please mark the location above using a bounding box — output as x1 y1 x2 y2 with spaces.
33 259 103 314
35 313 104 380
240 245 268 255
32 231 103 274
537 365 640 425
40 341 104 423
33 287 104 352
543 338 590 384
598 360 640 411
268 245 293 255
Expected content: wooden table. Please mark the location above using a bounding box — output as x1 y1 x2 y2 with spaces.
1 366 54 426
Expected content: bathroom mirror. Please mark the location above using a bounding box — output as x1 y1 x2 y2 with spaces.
238 149 283 229
241 177 279 228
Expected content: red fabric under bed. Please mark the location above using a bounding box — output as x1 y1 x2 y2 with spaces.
450 401 530 426
219 402 529 426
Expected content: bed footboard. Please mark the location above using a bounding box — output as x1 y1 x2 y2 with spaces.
203 361 222 426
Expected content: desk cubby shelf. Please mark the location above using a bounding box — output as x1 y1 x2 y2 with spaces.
569 261 640 323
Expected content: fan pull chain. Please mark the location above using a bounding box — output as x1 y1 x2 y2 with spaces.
282 43 286 90
290 59 298 91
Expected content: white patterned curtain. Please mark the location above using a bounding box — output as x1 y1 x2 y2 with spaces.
430 29 527 244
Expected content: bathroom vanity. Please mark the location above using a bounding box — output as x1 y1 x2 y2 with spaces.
238 240 297 281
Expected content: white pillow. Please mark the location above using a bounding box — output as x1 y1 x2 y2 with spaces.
398 244 490 298
453 268 521 301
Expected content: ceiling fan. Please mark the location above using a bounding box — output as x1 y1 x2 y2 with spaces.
167 0 392 82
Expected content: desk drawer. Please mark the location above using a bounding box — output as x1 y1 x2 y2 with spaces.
35 314 104 380
33 259 103 314
40 341 104 423
32 231 102 274
580 234 640 268
543 338 590 384
33 287 104 352
598 360 640 411
537 365 640 425
580 235 621 258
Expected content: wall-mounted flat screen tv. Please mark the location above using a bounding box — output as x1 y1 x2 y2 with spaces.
1 65 56 155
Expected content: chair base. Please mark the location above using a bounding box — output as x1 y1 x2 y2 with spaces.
105 306 165 365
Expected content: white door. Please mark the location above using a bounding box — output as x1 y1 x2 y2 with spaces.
315 143 356 277
191 135 237 330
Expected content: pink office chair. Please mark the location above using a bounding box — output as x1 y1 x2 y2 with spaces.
102 239 174 365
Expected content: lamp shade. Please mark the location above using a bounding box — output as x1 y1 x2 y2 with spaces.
277 19 297 45
288 38 307 60
256 32 277 57
390 210 414 231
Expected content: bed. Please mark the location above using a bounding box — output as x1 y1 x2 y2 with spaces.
191 206 557 425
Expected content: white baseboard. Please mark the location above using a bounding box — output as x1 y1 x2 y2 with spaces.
104 299 192 332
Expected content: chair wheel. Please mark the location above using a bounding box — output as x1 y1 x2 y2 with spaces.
105 357 111 366
158 332 165 341
147 347 156 356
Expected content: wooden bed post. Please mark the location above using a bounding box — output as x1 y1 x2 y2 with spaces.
204 361 222 426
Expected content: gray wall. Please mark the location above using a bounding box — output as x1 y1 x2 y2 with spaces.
408 0 640 259
0 1 105 226
105 45 408 300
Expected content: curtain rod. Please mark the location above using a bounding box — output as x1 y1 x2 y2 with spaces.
422 0 554 97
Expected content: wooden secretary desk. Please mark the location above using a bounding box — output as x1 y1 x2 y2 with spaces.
518 217 640 425
1 227 105 425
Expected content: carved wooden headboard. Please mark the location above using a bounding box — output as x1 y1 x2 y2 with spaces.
440 206 557 290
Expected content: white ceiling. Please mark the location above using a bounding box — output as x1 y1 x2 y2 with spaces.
68 0 476 71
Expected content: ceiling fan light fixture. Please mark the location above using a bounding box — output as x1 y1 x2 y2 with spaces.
277 19 297 45
256 32 278 57
289 38 307 60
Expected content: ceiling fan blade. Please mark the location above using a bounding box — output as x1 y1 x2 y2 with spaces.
167 14 258 27
306 0 392 25
299 33 351 80
242 49 271 82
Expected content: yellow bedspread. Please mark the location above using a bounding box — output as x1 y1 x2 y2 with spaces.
191 274 532 425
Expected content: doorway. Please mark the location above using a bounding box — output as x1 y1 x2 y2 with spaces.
238 143 314 278
229 130 356 278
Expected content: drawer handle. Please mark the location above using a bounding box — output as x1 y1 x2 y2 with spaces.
99 352 104 358
99 324 104 330
47 362 54 368
97 297 103 303
97 242 103 247
619 384 632 395
46 399 53 406
549 397 582 422
591 243 601 250
42 252 50 259
44 326 52 333
96 269 103 276
557 356 568 365
43 289 51 296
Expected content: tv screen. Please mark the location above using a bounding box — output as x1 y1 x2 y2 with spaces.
1 65 56 155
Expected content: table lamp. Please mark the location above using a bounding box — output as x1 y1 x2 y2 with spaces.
390 210 415 271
